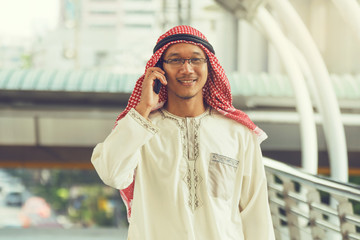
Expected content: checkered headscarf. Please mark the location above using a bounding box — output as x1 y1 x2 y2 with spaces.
116 25 267 220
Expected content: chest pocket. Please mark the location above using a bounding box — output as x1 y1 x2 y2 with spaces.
208 153 239 200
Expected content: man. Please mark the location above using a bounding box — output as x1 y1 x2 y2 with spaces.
91 25 275 239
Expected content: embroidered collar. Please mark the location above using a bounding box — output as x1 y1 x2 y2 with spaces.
159 107 211 121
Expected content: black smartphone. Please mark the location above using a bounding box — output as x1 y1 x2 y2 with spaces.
153 61 163 94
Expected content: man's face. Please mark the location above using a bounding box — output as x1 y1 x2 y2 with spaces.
162 43 208 102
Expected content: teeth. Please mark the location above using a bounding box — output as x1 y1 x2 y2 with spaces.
179 80 195 83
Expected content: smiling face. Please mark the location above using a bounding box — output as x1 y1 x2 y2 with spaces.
162 43 208 103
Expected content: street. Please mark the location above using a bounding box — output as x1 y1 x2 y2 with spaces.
0 197 22 228
0 228 128 240
0 192 128 239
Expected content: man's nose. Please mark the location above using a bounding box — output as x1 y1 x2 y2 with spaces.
180 61 194 73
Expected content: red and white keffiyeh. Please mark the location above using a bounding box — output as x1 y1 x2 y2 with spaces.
115 25 267 221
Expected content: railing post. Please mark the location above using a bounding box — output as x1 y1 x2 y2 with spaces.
335 196 356 239
306 187 325 239
282 178 301 240
266 172 282 240
263 158 360 240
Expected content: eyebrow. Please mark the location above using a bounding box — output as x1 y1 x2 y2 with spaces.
166 52 204 58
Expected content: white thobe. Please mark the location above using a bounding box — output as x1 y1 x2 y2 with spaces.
91 107 275 240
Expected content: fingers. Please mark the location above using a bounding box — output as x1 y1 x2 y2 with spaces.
145 67 167 86
135 67 167 117
152 72 167 86
151 66 165 75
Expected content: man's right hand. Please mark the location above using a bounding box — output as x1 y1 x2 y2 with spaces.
135 67 167 119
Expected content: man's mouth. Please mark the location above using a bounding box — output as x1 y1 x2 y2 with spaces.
177 78 197 84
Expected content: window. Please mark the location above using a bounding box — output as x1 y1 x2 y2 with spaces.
90 10 117 15
124 23 152 29
125 10 154 15
89 24 116 29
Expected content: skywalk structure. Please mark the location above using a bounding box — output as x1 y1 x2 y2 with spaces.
213 0 360 239
0 0 360 239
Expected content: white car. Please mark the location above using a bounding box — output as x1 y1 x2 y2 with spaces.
5 191 23 206
0 178 25 207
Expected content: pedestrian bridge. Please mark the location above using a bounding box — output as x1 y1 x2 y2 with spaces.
0 69 360 239
0 69 359 171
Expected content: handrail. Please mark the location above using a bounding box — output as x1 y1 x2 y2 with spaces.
264 158 360 200
264 157 360 240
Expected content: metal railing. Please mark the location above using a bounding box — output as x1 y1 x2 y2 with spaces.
264 158 360 240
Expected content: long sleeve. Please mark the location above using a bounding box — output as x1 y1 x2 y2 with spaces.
239 133 275 240
91 108 159 190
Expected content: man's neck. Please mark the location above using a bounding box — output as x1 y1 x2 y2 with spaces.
165 98 207 118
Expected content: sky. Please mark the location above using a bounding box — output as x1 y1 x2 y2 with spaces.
0 0 59 39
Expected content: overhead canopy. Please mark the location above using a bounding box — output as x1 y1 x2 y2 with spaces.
0 69 359 170
0 69 359 109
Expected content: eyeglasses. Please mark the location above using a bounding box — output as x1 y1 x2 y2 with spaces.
163 58 208 67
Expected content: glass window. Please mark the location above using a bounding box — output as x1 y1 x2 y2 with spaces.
90 10 117 15
124 23 152 29
125 10 154 15
89 24 117 29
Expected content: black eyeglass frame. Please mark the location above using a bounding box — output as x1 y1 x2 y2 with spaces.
162 58 208 66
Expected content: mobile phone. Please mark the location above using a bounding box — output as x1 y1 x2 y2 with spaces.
153 61 163 94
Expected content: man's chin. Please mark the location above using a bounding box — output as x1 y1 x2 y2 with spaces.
175 94 196 100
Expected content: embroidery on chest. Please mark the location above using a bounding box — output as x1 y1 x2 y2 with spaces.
159 110 201 161
159 109 210 212
210 153 239 168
